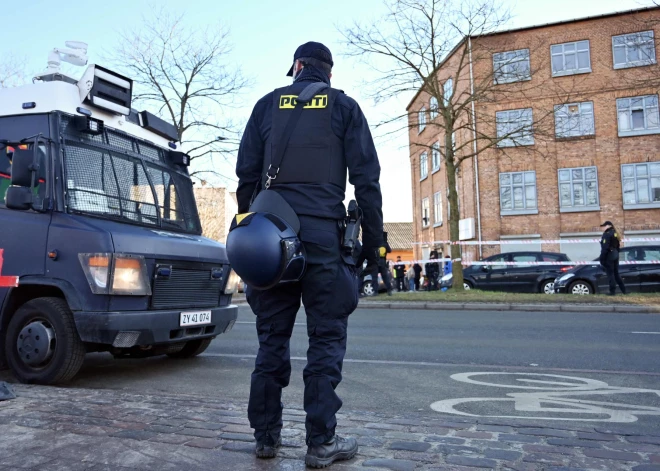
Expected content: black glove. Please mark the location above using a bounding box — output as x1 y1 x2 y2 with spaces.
364 246 379 266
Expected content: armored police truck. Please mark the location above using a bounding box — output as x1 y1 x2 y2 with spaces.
0 42 238 384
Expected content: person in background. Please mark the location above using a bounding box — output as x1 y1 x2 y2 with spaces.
413 262 422 291
443 254 452 277
393 256 406 291
425 251 440 291
406 264 416 292
599 220 626 296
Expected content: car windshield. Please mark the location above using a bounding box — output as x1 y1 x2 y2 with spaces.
60 115 201 234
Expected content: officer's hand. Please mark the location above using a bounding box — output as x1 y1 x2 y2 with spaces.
378 247 387 257
365 247 379 265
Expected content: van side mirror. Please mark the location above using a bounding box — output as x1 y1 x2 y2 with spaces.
9 149 35 187
5 187 33 210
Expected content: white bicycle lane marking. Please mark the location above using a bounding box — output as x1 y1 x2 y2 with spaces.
430 372 660 423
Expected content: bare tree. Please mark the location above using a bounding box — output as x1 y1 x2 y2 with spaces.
341 0 584 289
108 9 250 183
0 54 28 88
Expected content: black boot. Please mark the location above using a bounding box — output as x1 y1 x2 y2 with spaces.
305 435 358 468
255 434 281 459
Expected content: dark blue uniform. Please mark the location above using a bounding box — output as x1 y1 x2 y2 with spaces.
600 227 626 295
236 66 383 446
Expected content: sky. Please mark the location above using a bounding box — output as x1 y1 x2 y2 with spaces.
1 0 655 222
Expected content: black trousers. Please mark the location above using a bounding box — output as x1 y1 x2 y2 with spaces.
369 262 392 292
246 217 359 446
395 276 405 291
604 258 626 294
414 276 420 290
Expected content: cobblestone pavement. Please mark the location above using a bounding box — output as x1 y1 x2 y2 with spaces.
1 385 659 470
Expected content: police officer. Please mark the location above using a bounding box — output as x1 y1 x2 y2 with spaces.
599 221 627 296
235 41 384 468
425 250 440 291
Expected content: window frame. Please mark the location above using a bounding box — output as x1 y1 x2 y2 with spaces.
496 108 535 147
612 30 657 70
499 170 539 216
420 151 428 181
557 166 600 213
421 197 430 227
554 101 595 138
621 162 660 210
443 78 453 104
493 49 531 84
616 95 660 137
431 143 441 173
418 107 427 133
551 40 592 77
429 97 438 120
433 191 442 227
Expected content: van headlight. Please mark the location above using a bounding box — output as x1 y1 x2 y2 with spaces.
558 273 575 283
441 274 453 282
224 269 240 294
79 253 151 295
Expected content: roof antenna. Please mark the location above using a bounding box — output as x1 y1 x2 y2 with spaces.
35 41 88 82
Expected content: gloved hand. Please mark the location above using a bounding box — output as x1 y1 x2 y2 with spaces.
365 246 379 265
378 247 387 258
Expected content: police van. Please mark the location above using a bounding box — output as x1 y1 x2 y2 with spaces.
0 42 238 384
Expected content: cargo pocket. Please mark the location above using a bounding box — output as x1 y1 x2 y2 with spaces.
336 261 359 317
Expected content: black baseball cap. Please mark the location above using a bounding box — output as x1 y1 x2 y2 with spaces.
600 220 613 227
286 41 334 76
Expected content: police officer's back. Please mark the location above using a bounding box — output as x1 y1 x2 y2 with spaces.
235 42 383 468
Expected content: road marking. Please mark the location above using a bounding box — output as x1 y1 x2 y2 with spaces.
199 353 660 376
235 322 306 326
430 372 660 423
631 332 660 334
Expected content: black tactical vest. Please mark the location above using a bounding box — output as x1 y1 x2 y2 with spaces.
263 85 346 191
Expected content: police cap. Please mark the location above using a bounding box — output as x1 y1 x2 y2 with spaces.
286 41 334 76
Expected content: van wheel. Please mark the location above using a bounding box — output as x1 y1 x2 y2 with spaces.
5 297 85 384
167 338 212 358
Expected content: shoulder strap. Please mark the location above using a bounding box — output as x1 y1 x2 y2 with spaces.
264 82 328 189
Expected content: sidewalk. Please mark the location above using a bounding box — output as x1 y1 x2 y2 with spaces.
1 385 659 470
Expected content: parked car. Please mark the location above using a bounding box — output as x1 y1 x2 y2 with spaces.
440 251 573 294
358 261 387 296
554 245 660 295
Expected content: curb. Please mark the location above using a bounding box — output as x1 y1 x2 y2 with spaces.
356 301 660 313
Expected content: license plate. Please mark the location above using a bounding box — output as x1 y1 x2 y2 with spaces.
180 311 212 327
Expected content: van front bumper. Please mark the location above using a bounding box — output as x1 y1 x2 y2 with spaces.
73 305 238 346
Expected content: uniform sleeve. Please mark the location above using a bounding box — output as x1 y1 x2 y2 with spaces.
235 100 267 214
342 101 384 249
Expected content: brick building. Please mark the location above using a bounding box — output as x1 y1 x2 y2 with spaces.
409 6 660 262
193 185 237 243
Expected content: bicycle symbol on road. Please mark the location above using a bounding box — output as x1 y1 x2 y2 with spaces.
430 372 660 423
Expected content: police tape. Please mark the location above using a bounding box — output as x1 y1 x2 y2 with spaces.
392 258 660 266
412 237 660 246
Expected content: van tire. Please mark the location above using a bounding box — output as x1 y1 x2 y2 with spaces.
5 297 85 384
167 338 212 358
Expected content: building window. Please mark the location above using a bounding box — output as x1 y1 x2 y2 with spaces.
558 166 599 212
443 78 453 104
432 143 441 173
433 191 442 226
496 108 534 147
551 40 591 76
613 30 656 69
621 162 660 209
554 102 595 138
418 108 427 133
420 152 428 180
429 97 438 120
617 95 660 137
422 197 430 227
493 49 531 84
499 171 537 215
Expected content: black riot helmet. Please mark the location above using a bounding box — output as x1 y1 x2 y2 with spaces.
226 212 306 290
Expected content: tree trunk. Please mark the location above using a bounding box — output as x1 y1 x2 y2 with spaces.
445 157 464 290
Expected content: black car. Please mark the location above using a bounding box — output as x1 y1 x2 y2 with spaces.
440 251 573 294
554 245 660 295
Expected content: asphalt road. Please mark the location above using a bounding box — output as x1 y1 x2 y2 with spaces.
4 306 660 434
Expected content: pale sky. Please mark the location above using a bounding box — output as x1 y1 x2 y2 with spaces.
1 0 655 222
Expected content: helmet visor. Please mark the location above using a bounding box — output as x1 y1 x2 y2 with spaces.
279 238 306 283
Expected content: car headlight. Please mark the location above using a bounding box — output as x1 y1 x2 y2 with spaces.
441 274 453 282
224 269 240 294
558 273 575 282
79 253 151 296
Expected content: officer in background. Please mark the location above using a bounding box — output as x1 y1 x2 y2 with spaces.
599 221 626 296
425 250 440 291
236 41 384 468
393 256 406 291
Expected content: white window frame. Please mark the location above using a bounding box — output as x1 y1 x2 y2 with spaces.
496 108 534 147
493 49 531 84
421 197 430 227
558 166 600 213
554 101 595 138
613 30 657 69
431 143 441 173
429 97 438 120
433 191 442 226
420 152 428 180
617 95 660 137
621 162 660 210
418 107 427 133
443 78 453 104
499 171 538 216
551 40 591 76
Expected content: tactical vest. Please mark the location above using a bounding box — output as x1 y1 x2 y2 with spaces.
263 85 346 191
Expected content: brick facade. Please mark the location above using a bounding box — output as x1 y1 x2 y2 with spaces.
409 7 660 262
